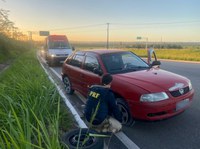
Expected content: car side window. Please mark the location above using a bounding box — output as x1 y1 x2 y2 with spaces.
102 54 124 72
70 54 84 68
84 56 100 72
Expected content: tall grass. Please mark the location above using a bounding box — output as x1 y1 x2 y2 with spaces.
0 33 31 63
0 49 73 148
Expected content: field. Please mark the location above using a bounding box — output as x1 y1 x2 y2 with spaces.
130 48 200 62
71 41 200 62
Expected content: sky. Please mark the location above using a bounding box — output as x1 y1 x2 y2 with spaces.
1 0 200 42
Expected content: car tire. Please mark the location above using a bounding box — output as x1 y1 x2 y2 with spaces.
63 75 74 95
61 128 104 149
116 98 135 126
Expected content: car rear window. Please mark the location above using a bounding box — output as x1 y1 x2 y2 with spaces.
70 54 84 68
83 56 100 72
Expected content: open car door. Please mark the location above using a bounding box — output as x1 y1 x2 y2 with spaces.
147 48 161 67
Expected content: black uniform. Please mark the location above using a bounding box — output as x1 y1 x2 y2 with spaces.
84 85 122 125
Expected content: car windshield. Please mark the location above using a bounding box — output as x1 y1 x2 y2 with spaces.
49 41 71 49
101 51 150 74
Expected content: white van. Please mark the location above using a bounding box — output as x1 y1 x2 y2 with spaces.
44 35 73 66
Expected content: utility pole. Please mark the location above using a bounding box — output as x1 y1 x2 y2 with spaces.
106 23 109 49
145 37 148 51
160 36 162 50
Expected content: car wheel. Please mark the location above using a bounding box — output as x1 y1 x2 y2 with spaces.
117 98 135 126
61 128 104 149
63 76 74 95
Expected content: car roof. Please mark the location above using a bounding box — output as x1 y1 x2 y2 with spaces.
76 49 126 55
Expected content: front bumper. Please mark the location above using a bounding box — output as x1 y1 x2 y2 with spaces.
47 55 68 63
128 89 194 121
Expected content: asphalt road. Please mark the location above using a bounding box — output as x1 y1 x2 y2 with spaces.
123 60 200 149
52 60 200 149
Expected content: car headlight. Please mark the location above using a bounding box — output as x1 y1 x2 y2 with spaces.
51 54 55 57
140 92 169 102
188 81 192 91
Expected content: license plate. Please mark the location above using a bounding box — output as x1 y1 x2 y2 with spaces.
176 99 190 111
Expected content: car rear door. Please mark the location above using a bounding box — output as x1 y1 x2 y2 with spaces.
80 53 102 96
65 53 85 93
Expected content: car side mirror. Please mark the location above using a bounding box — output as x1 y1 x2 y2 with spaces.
93 68 103 76
151 60 161 67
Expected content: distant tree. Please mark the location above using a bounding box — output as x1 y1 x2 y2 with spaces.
0 9 14 35
0 8 30 62
0 9 27 40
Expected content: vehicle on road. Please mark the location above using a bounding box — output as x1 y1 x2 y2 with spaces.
44 35 73 66
61 49 194 125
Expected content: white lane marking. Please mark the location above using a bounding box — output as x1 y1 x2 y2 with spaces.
55 82 88 128
50 68 62 80
39 54 140 149
50 68 87 104
115 131 140 149
38 54 87 128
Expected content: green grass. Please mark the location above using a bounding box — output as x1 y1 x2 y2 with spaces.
129 48 200 62
0 33 31 63
0 49 73 149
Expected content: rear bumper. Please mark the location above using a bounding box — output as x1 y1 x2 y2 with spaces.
128 89 194 121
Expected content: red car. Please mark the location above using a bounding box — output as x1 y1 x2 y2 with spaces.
61 49 194 125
